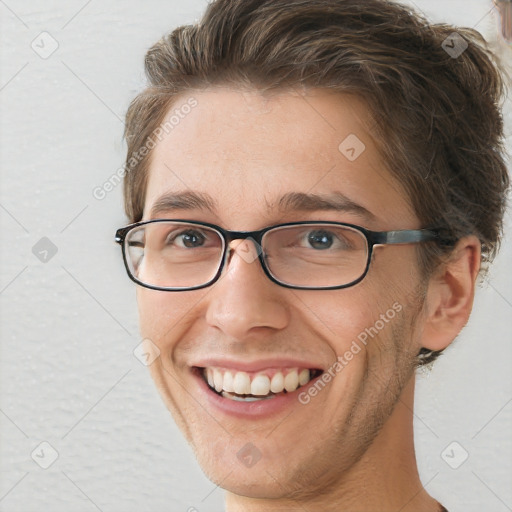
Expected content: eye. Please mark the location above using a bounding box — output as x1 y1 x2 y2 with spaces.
167 229 207 248
301 229 353 251
307 230 335 250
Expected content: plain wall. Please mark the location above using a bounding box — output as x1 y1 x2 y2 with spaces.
0 0 510 511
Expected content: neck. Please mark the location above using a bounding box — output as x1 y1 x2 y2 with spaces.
225 376 443 512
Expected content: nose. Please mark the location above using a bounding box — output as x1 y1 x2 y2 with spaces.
204 238 289 339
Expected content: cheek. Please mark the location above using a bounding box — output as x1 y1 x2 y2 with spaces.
136 288 208 346
292 287 380 367
298 252 419 357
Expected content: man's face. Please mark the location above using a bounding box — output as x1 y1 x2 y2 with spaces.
137 88 427 499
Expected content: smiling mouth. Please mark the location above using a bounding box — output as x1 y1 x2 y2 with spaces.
198 367 323 402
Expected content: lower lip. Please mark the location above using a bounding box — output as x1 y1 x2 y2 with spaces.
191 368 321 419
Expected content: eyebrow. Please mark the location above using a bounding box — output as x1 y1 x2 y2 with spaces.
149 190 376 221
150 191 216 218
274 191 376 221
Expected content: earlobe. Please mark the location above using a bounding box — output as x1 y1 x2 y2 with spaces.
419 236 481 352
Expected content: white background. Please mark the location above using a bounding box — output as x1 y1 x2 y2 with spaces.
0 1 511 511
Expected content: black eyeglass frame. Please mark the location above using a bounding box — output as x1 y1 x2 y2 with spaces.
115 219 442 292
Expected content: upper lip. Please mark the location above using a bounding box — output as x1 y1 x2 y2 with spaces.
191 357 325 373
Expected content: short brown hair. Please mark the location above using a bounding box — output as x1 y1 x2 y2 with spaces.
123 0 510 362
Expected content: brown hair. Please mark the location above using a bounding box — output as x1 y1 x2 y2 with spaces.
123 0 510 364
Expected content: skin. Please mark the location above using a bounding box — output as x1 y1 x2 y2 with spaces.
135 87 480 511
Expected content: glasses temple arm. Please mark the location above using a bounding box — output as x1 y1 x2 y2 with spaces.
370 229 440 245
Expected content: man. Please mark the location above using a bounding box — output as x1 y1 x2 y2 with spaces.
115 0 509 510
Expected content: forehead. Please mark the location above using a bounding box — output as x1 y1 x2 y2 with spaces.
144 87 416 230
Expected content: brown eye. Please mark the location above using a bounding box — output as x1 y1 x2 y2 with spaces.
167 229 207 248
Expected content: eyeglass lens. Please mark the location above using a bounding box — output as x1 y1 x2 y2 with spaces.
124 221 369 289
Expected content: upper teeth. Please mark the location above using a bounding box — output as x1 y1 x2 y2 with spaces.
205 367 312 396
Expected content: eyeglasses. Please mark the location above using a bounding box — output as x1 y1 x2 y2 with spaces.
115 219 441 291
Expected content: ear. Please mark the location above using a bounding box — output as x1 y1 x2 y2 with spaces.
419 235 481 352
